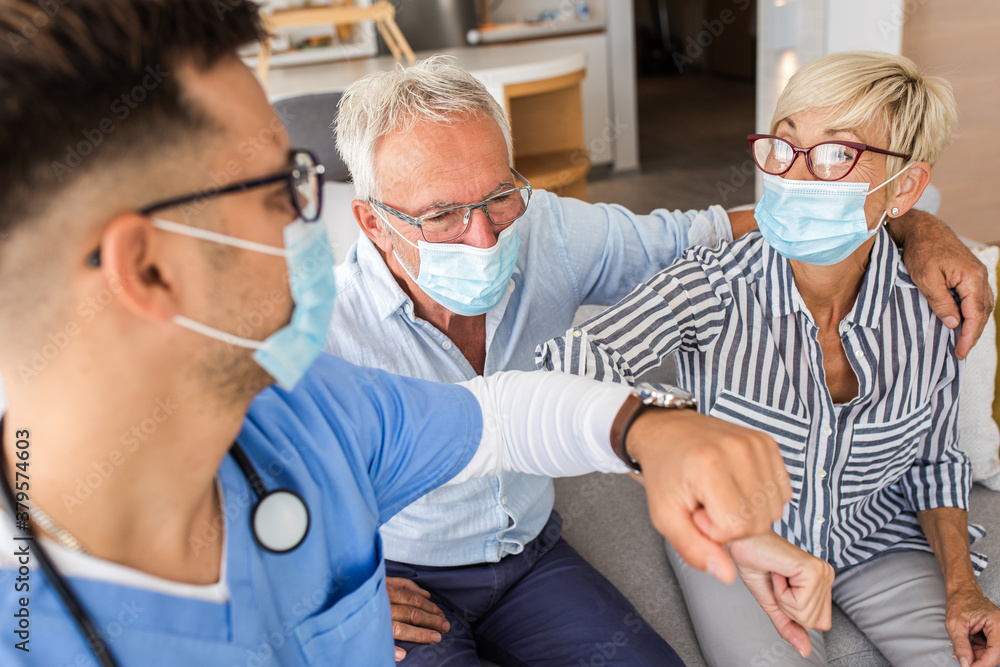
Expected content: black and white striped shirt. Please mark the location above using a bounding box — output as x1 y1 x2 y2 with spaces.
538 229 986 573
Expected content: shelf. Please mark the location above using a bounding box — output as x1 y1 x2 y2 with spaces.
468 18 606 45
516 151 590 199
242 40 377 70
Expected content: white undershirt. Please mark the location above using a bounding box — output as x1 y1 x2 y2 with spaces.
0 479 229 602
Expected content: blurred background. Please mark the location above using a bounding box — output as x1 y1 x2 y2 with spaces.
253 0 999 245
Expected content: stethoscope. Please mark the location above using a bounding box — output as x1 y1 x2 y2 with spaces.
0 422 310 667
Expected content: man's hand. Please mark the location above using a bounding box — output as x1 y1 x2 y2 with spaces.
729 532 834 659
387 577 450 661
946 584 1000 667
887 209 995 359
626 409 792 585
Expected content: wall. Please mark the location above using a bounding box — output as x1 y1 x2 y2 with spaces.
903 0 1000 244
755 0 905 195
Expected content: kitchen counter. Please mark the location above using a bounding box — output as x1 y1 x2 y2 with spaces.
260 43 592 199
260 43 586 108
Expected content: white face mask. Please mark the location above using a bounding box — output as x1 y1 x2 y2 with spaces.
754 164 913 266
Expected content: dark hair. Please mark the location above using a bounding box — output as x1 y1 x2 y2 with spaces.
0 0 265 236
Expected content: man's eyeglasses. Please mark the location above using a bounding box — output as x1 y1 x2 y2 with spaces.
748 134 911 182
87 149 325 266
370 169 532 244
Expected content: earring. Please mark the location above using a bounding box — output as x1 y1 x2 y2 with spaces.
891 207 899 216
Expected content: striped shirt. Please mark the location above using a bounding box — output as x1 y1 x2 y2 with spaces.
538 229 986 573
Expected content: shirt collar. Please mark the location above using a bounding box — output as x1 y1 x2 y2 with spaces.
760 227 899 330
355 234 415 321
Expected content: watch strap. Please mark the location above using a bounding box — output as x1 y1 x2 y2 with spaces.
609 393 645 473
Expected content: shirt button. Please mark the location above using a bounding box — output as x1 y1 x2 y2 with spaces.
442 341 453 351
501 496 508 505
818 469 827 479
572 330 582 338
395 307 403 315
821 426 833 437
839 322 850 334
816 516 825 525
854 349 864 359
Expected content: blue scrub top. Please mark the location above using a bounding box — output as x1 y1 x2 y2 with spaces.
0 354 482 665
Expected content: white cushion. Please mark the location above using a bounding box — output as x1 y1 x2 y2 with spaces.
958 244 1000 488
322 181 362 265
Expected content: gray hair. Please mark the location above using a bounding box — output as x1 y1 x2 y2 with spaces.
335 55 514 201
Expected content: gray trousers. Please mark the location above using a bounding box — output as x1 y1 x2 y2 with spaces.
667 545 959 667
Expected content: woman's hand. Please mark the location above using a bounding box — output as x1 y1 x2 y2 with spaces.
729 531 834 658
946 585 1000 667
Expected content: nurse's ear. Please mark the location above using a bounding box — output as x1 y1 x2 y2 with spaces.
885 161 932 219
92 213 177 323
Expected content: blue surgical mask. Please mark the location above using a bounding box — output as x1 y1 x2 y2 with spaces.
754 165 912 266
379 212 520 316
152 217 336 390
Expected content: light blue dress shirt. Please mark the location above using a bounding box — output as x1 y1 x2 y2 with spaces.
0 354 482 665
325 190 731 566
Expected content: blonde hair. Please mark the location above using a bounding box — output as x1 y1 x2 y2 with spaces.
335 55 514 201
772 51 957 191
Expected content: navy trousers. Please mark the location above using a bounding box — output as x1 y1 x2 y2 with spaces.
386 512 683 666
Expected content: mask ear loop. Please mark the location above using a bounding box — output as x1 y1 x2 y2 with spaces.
151 218 288 256
866 161 916 227
151 217 291 349
372 207 422 282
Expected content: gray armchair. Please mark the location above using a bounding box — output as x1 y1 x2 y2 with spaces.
272 91 361 265
271 91 350 183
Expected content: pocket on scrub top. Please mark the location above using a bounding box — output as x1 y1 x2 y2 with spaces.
840 404 932 506
708 390 810 505
293 558 393 664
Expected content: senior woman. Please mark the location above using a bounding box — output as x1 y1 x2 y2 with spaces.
539 51 1000 667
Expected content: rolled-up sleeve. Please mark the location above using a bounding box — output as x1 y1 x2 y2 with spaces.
901 335 971 512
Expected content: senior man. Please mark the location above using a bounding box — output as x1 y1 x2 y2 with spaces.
326 57 994 664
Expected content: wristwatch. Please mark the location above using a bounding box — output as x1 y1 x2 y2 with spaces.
609 383 697 473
